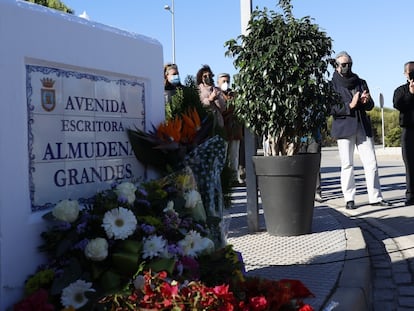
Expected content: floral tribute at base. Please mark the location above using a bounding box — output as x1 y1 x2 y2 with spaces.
12 108 315 310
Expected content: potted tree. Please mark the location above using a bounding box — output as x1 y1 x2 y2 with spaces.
225 0 340 236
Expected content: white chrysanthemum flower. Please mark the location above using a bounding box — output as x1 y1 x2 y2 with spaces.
178 230 205 257
133 274 145 290
84 238 108 261
52 199 80 223
115 182 137 204
163 200 175 213
183 190 206 222
142 235 167 259
199 237 215 255
61 279 95 309
184 190 202 209
102 207 137 240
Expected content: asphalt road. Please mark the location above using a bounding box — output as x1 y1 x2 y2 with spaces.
321 146 414 310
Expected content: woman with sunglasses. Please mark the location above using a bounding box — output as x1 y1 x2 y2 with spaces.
196 64 226 127
330 51 391 210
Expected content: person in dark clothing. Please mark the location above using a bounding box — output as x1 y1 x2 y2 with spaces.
330 51 391 210
393 61 414 206
164 63 183 105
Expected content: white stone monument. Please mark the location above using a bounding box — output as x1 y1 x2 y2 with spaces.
0 0 164 308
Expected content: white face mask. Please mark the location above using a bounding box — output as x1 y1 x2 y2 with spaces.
220 82 229 91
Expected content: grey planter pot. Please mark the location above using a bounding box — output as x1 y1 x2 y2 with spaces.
252 153 320 236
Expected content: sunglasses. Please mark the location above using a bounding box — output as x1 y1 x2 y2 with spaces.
338 62 352 68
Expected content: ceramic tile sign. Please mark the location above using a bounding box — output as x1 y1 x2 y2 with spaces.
26 64 146 211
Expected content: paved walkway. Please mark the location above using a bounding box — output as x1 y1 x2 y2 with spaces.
226 146 414 311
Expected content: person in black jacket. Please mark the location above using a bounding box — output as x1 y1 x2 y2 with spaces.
393 61 414 206
330 51 391 210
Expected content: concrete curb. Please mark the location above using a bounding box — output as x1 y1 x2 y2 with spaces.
324 208 372 311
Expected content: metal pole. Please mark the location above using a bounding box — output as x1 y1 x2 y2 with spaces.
379 93 385 148
171 0 176 64
240 0 258 233
164 1 176 64
381 108 385 148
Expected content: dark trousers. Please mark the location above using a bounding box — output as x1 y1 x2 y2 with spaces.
299 140 322 194
402 128 414 200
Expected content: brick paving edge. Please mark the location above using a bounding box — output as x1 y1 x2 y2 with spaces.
322 208 372 311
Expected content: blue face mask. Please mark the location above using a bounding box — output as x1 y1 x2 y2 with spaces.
169 74 181 85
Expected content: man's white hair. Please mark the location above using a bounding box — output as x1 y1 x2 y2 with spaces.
335 51 352 63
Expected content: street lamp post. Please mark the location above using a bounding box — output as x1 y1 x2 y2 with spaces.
164 0 176 64
379 92 385 148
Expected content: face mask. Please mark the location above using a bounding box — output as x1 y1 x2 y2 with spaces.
203 76 212 85
338 63 352 77
220 82 229 91
340 67 351 76
169 74 180 85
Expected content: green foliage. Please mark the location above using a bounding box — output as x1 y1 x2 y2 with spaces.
385 126 402 147
368 107 400 146
368 108 382 144
225 0 340 155
165 84 206 121
25 0 74 13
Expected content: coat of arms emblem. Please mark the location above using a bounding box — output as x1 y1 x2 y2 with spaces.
41 77 56 112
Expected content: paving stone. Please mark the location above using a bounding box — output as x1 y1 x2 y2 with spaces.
374 268 392 277
373 277 396 289
392 263 410 274
227 195 348 311
398 296 414 307
393 272 412 285
372 300 396 311
398 286 414 296
373 288 395 300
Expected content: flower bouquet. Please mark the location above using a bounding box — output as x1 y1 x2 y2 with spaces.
13 167 243 310
128 107 229 225
127 108 214 174
12 103 315 311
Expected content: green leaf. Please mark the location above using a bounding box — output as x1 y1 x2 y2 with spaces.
99 269 122 291
145 258 176 274
118 240 142 254
112 252 140 276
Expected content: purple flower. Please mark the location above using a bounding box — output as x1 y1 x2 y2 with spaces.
117 196 129 204
167 243 183 256
76 221 87 234
163 212 181 230
137 188 148 197
141 223 155 234
73 238 89 250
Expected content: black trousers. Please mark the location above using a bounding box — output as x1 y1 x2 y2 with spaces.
402 128 414 200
